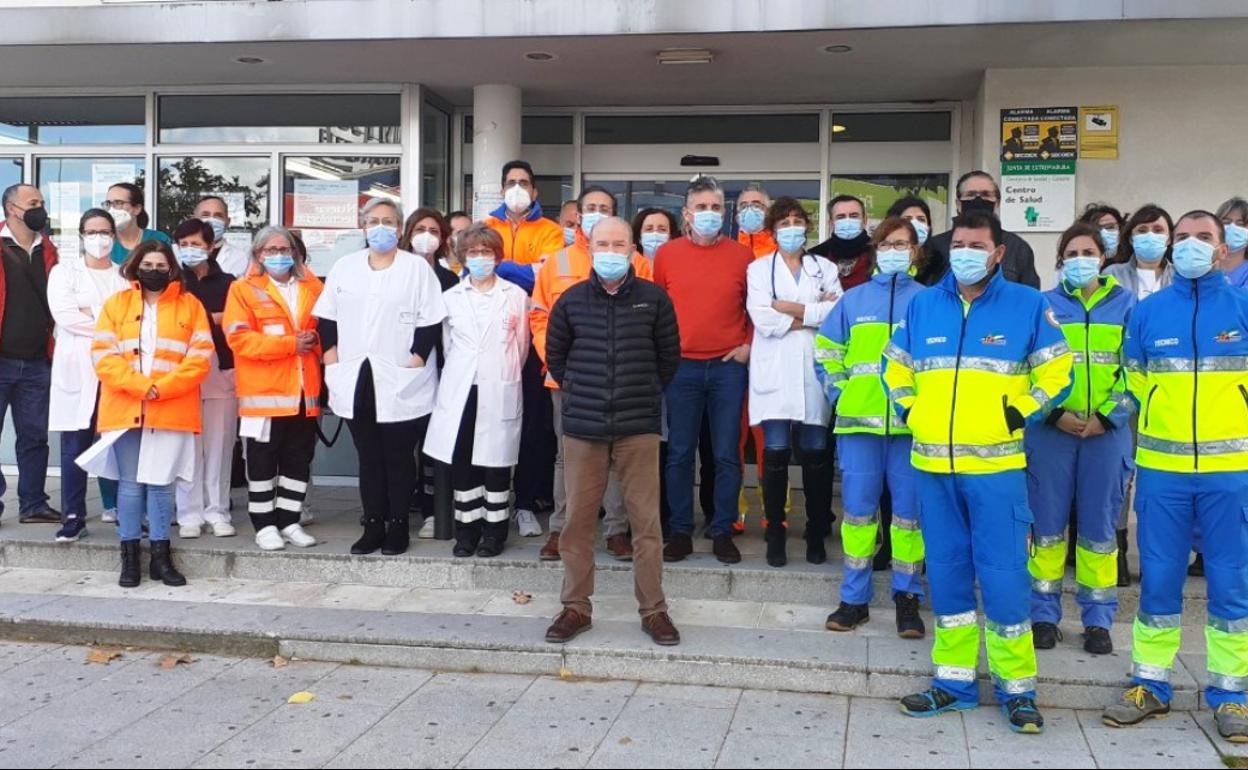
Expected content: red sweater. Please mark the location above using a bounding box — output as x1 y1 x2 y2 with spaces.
654 236 752 360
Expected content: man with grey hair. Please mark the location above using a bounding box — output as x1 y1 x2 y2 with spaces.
736 182 777 258
0 183 60 525
1216 196 1248 287
654 176 754 565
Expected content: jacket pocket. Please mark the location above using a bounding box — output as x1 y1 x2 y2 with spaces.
1143 384 1159 430
1013 503 1035 567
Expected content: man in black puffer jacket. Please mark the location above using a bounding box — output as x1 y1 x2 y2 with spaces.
543 216 683 647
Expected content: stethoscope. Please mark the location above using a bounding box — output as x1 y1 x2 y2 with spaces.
770 250 825 300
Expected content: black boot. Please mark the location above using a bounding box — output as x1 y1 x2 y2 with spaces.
149 540 186 587
1116 528 1132 587
119 539 142 588
477 519 509 558
762 449 789 568
382 512 410 556
351 515 387 555
453 520 482 558
801 447 834 565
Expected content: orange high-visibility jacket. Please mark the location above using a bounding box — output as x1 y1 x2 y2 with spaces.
738 230 779 259
484 202 565 265
529 238 653 388
224 269 325 418
92 281 213 434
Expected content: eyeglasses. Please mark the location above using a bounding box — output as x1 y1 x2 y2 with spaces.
960 191 997 202
260 247 294 257
138 264 170 273
464 249 496 259
102 200 133 210
877 240 914 251
738 202 766 212
81 229 113 237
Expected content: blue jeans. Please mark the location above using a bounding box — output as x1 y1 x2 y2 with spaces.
760 420 827 453
0 357 50 516
114 430 174 542
59 404 118 522
665 358 748 538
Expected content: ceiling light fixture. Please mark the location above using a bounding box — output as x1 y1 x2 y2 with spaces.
657 48 715 65
523 51 558 62
234 56 268 65
822 44 853 54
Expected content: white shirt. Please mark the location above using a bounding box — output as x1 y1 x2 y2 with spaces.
1136 267 1162 300
140 300 158 377
0 223 42 252
271 275 300 322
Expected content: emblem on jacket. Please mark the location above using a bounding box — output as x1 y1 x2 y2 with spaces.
981 334 1007 346
1045 308 1061 328
1216 330 1242 343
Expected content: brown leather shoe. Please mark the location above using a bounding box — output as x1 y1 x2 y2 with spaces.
606 533 634 561
663 533 693 562
712 534 741 564
539 532 561 561
642 612 681 646
545 608 592 644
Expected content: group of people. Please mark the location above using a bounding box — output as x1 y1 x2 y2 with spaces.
0 158 1245 740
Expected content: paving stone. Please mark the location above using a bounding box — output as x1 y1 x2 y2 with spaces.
714 690 849 769
963 706 1093 767
1076 709 1227 769
843 696 970 768
586 683 739 768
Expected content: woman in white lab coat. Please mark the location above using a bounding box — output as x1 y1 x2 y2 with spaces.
312 198 447 557
424 224 528 558
47 208 130 542
745 197 842 568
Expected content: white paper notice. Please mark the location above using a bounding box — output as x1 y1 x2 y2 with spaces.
51 234 80 261
209 191 247 224
293 180 358 229
223 231 252 257
91 163 139 206
299 228 365 275
47 182 81 230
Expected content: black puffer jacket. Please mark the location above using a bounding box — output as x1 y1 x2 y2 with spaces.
546 268 681 441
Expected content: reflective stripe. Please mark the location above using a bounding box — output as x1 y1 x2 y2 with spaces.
93 330 118 343
935 665 977 683
1032 578 1062 594
1208 673 1248 691
1077 586 1116 602
248 500 275 514
454 485 487 502
913 441 1023 459
1077 536 1117 555
226 322 251 334
892 517 920 532
275 498 303 512
814 347 844 361
155 338 189 355
556 248 571 276
190 331 214 346
986 620 1032 640
248 478 277 492
844 555 873 570
915 356 1027 375
1208 614 1248 634
1124 356 1144 373
1089 350 1120 365
892 559 923 575
843 513 878 527
485 489 510 504
882 341 913 369
1138 612 1183 629
849 362 881 377
304 397 319 411
994 675 1037 695
1148 355 1248 372
90 350 112 365
1133 662 1171 682
1027 387 1051 409
186 348 213 360
835 415 907 431
1034 534 1065 548
484 508 510 523
151 359 177 373
277 476 308 493
937 611 977 629
1028 341 1070 367
239 395 301 410
1139 435 1248 456
455 506 486 523
889 386 914 401
821 371 848 384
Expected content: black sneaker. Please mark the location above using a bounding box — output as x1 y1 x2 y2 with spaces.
54 516 88 543
825 602 870 632
1002 697 1045 734
895 593 925 639
1033 621 1061 650
1188 553 1205 577
1083 626 1113 655
899 688 976 718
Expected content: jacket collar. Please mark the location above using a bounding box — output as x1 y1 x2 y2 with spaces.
870 268 917 286
589 265 635 296
1172 267 1228 297
937 264 1005 300
1060 274 1122 309
490 200 547 223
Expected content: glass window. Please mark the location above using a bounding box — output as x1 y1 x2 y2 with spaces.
158 94 401 144
0 157 22 192
283 155 400 273
36 157 145 258
156 156 270 244
462 174 572 222
584 114 819 144
830 112 951 143
831 173 950 232
0 97 145 145
463 115 573 145
422 104 450 214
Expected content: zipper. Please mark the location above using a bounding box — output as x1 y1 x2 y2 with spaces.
886 275 897 437
1083 301 1093 420
949 302 970 473
605 290 616 433
1238 384 1248 413
1144 384 1158 429
1192 281 1200 471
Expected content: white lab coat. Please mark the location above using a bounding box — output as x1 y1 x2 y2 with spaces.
424 278 529 467
746 251 843 426
312 248 447 423
46 261 130 432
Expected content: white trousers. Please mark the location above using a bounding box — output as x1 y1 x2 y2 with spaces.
175 396 238 526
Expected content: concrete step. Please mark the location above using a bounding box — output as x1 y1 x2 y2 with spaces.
0 569 1213 713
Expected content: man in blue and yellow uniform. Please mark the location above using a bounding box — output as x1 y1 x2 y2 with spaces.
883 212 1072 734
1102 210 1248 743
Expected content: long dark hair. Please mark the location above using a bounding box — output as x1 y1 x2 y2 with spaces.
108 182 149 229
400 207 451 265
123 240 182 283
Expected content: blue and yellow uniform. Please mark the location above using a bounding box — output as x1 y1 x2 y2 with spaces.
883 268 1072 705
1026 275 1135 632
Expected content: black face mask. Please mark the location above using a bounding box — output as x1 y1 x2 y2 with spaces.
960 197 996 216
21 206 48 233
137 268 172 293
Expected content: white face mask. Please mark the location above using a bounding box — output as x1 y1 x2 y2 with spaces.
110 208 134 231
408 231 439 256
504 184 532 214
81 233 114 259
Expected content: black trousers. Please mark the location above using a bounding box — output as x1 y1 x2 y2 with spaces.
452 387 512 542
346 362 427 523
246 408 317 532
512 344 555 511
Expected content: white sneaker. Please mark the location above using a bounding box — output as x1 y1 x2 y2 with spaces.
515 509 542 538
254 526 285 551
418 516 436 539
101 509 118 524
179 523 202 539
280 523 317 548
210 521 237 538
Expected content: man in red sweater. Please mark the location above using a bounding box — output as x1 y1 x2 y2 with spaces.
654 175 753 564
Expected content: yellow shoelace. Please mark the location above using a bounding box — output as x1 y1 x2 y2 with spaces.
1220 703 1248 718
1123 686 1150 709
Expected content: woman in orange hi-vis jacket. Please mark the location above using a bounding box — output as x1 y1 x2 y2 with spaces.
85 241 213 589
223 226 324 553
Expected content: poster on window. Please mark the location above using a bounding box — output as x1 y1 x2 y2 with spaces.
47 182 82 231
208 191 248 225
829 174 949 232
293 180 358 229
296 228 366 275
91 163 139 207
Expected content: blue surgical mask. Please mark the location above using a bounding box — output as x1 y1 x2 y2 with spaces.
834 217 864 240
592 251 630 282
1099 227 1120 257
177 246 209 267
949 247 991 285
202 217 226 244
692 210 723 238
580 211 607 239
876 249 911 275
466 256 495 281
1225 222 1248 254
1061 256 1101 288
738 207 765 234
1172 238 1215 279
1132 232 1168 264
641 232 669 258
910 219 930 247
263 254 295 277
775 226 806 254
366 224 399 253
562 226 577 247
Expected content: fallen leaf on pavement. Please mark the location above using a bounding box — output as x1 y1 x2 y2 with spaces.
558 668 573 680
287 691 316 705
86 648 122 665
338 694 353 701
158 654 196 670
618 737 633 746
512 591 532 605
272 655 289 669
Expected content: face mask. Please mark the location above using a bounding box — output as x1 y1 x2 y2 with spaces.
21 206 48 233
201 217 226 243
910 219 930 247
1061 256 1101 287
580 211 607 239
466 256 496 281
1224 222 1248 254
640 232 668 258
691 210 723 238
366 225 399 253
1099 227 1120 257
775 225 806 254
81 233 114 259
263 254 295 277
1172 238 1215 279
504 185 532 214
110 208 134 231
833 217 864 240
136 268 171 293
592 251 630 282
960 197 995 216
738 207 764 234
562 226 577 247
949 247 991 285
876 249 911 275
177 245 209 267
1132 232 1168 263
408 231 439 256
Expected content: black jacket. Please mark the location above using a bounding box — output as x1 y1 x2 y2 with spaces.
546 269 681 441
183 260 236 370
921 228 1040 288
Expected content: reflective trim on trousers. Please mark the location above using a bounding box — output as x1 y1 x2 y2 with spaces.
1077 536 1117 555
1077 585 1117 603
937 611 978 629
1032 578 1062 595
1138 612 1183 629
994 675 1037 695
1133 662 1171 682
935 665 977 683
1208 673 1248 692
844 555 873 571
1208 614 1248 634
986 620 1032 640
